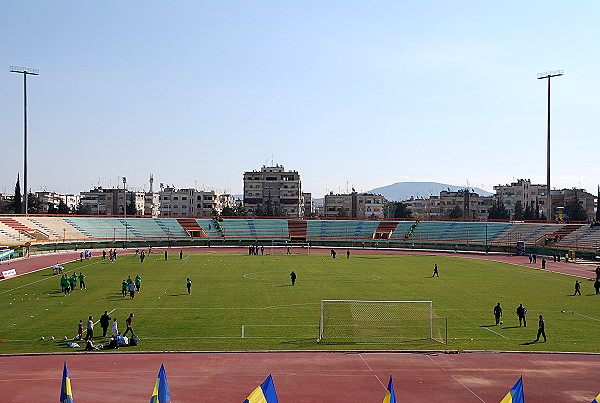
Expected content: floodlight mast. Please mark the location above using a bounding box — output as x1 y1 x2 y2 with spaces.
10 66 39 215
537 70 563 222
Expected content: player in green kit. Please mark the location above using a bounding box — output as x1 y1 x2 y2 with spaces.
121 280 128 297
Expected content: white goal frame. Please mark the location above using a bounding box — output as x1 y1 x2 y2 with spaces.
269 240 311 256
317 300 438 344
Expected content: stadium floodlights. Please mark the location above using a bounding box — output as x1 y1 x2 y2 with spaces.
317 300 444 345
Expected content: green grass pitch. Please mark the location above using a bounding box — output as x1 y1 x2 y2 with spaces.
1 251 599 354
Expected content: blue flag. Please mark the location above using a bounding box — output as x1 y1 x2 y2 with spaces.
500 377 524 403
60 362 74 403
382 376 397 403
243 374 278 403
149 363 171 403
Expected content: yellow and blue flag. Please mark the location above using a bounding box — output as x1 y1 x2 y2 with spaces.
149 363 171 403
592 392 600 403
500 377 524 403
0 249 14 260
60 362 74 403
243 374 278 403
382 376 397 403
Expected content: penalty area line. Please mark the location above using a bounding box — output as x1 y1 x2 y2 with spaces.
484 327 510 339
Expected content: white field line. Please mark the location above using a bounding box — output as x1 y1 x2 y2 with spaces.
484 327 510 340
571 312 600 322
114 303 319 310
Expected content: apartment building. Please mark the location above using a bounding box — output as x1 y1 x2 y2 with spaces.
323 192 385 218
243 165 303 217
493 179 547 217
158 188 233 216
80 188 145 215
405 190 493 219
34 192 80 213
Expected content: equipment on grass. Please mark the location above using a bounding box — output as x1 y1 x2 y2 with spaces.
317 300 444 344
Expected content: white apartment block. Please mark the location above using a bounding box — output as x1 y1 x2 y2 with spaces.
493 179 547 217
34 191 80 213
158 188 232 216
243 165 304 217
323 192 384 218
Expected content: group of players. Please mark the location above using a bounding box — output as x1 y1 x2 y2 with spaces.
58 269 86 295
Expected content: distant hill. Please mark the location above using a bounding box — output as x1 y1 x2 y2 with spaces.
367 182 492 202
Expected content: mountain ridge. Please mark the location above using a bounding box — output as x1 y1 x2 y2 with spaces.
366 181 492 202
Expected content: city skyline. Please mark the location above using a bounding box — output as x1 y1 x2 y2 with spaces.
2 2 599 197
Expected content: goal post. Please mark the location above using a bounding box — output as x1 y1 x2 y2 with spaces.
269 240 311 255
317 300 444 344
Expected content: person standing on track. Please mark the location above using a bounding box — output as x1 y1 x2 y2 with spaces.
494 302 503 325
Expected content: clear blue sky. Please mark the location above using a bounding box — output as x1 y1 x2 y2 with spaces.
2 1 599 198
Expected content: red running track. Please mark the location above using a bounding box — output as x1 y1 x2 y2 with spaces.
1 351 599 402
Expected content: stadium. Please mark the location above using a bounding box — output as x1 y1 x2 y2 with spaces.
1 215 599 401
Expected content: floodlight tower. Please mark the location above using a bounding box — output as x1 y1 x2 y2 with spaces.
10 66 39 214
537 70 563 221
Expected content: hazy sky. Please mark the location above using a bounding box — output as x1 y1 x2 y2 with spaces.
2 1 599 198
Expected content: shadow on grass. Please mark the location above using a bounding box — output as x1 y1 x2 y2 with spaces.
169 293 189 296
276 284 294 287
521 340 544 345
501 326 522 329
479 324 500 328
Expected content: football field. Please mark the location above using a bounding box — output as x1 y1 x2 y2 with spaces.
1 250 599 354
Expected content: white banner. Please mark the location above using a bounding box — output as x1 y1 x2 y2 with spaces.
1 269 17 279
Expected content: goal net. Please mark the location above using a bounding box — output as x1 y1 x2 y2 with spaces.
269 240 311 255
317 300 444 344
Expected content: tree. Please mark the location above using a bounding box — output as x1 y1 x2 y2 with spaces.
523 202 535 221
336 208 348 217
57 199 70 214
447 205 462 219
564 195 588 221
384 202 412 219
220 206 236 216
74 202 92 215
26 192 43 214
126 197 137 215
47 203 58 214
488 200 510 220
513 201 524 220
12 175 22 214
235 204 248 217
